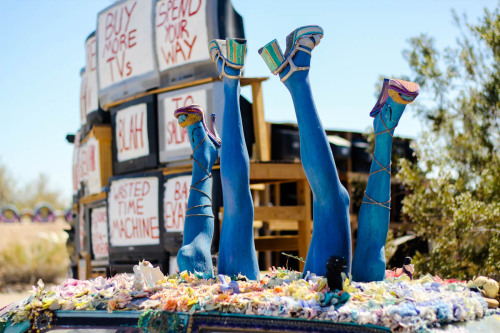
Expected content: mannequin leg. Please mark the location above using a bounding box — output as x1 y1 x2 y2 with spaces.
175 107 220 278
210 39 260 280
352 79 419 282
260 27 351 276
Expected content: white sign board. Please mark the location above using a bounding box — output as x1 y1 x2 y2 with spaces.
72 132 81 194
159 88 208 160
83 35 99 116
109 177 160 246
164 175 191 232
169 255 179 275
85 137 102 195
78 141 89 190
97 0 156 89
155 0 209 71
115 103 149 162
79 203 85 251
80 72 88 125
91 206 109 259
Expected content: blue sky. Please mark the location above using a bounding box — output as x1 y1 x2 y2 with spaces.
0 0 496 204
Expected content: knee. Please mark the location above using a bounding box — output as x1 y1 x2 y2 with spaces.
339 185 350 207
313 184 350 217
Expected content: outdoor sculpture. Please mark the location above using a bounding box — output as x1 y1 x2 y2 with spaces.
176 26 419 282
260 25 419 282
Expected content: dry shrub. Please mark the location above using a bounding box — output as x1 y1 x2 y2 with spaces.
0 221 69 286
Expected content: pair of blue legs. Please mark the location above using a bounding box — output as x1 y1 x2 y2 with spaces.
176 27 419 282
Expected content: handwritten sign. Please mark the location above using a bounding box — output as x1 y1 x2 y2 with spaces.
155 0 208 71
83 35 99 116
91 206 109 259
72 132 81 194
160 88 208 159
79 204 86 251
78 141 91 191
97 0 156 89
80 71 88 125
108 177 160 246
85 137 102 195
164 175 191 232
115 103 149 162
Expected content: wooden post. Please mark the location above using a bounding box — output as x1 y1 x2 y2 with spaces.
296 179 312 272
262 185 272 269
78 252 91 280
251 82 270 161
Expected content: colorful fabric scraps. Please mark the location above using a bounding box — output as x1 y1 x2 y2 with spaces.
0 267 490 332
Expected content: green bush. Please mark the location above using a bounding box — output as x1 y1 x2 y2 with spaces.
397 6 500 280
0 231 69 286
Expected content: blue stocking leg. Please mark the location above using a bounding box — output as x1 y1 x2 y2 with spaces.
216 59 260 280
352 80 418 282
177 116 219 278
280 44 351 277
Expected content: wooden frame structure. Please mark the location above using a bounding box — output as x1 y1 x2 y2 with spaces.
101 77 314 272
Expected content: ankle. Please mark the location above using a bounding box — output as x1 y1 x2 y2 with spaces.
217 58 241 83
278 44 313 82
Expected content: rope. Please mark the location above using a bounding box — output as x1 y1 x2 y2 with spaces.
361 109 396 211
186 133 214 219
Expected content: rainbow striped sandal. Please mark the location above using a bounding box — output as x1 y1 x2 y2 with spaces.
370 79 420 117
174 105 221 148
259 25 323 82
209 38 246 80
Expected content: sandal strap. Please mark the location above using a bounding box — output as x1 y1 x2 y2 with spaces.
276 44 313 82
278 54 310 82
276 36 318 82
209 39 245 80
213 53 243 80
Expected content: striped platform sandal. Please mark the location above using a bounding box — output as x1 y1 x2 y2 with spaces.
259 25 323 82
209 38 246 80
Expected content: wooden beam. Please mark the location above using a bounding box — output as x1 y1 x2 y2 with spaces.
79 192 107 205
254 206 307 221
251 81 270 161
266 220 299 231
102 77 269 110
240 77 268 86
296 179 312 272
254 235 298 251
102 77 218 110
162 164 193 176
250 162 306 181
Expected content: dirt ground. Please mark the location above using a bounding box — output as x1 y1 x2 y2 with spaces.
0 290 31 308
0 220 70 309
